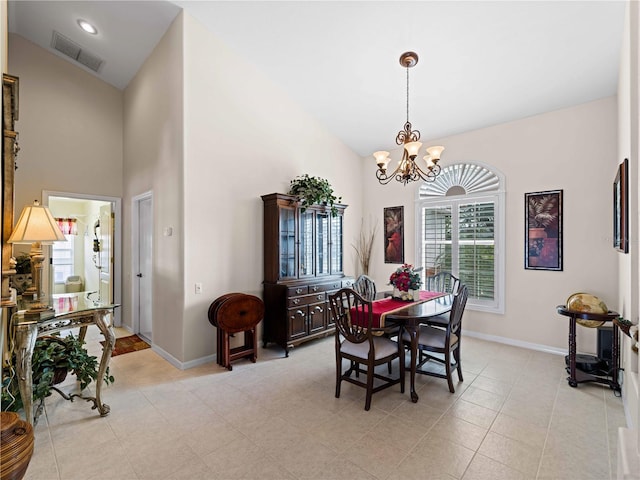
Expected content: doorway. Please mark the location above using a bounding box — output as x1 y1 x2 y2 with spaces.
43 191 122 326
133 192 153 343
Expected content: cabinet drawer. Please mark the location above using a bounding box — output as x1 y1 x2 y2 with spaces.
287 292 325 308
287 286 308 296
309 281 342 293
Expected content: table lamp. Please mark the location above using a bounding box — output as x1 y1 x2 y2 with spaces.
8 200 66 320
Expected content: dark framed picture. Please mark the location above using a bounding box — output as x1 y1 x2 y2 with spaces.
383 206 404 263
613 158 629 253
525 190 563 271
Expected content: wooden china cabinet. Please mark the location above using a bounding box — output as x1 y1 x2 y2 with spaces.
261 193 353 356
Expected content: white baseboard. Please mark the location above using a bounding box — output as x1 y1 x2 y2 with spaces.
150 343 216 370
617 428 640 480
463 329 567 356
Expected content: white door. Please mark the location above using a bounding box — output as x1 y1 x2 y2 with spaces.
135 194 153 342
98 204 113 304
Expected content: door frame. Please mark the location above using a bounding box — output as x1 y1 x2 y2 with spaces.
132 191 153 339
42 190 122 326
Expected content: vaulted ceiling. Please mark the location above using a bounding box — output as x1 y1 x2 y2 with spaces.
8 1 627 157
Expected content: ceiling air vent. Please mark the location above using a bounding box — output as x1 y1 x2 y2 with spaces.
51 31 104 73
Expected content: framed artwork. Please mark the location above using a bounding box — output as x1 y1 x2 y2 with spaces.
613 158 629 253
525 190 563 271
383 206 404 263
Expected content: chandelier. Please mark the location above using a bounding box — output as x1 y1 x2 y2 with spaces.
374 52 444 185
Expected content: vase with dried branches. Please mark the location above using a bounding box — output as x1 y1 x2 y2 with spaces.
352 218 377 276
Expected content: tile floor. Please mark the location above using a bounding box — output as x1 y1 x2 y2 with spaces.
21 326 627 480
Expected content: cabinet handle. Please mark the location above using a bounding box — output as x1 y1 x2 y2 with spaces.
317 295 323 301
312 286 318 292
296 288 303 294
293 298 300 305
296 310 304 317
314 306 323 313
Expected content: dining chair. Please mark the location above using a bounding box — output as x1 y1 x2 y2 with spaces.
424 272 461 327
353 274 377 301
425 271 460 295
328 288 405 411
401 284 468 393
353 274 398 374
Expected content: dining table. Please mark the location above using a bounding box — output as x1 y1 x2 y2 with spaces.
375 292 454 403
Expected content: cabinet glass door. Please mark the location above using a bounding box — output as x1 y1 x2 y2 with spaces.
299 210 314 277
316 212 330 275
279 206 296 279
330 214 344 274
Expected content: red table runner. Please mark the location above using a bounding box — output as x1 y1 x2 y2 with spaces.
348 291 447 330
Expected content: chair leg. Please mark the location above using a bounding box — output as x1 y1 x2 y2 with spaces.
364 364 374 411
399 351 405 394
454 346 463 382
445 350 455 393
336 353 342 399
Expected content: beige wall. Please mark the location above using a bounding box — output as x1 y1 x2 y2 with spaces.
8 34 123 212
123 14 185 361
123 12 363 364
364 97 618 354
180 13 363 363
617 0 640 464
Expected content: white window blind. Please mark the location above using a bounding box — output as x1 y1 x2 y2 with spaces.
417 162 504 313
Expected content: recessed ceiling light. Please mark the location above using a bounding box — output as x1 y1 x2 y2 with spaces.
77 19 98 35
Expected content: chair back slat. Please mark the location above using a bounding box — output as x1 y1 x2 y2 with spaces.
354 275 377 301
329 288 372 344
425 272 460 295
448 284 469 337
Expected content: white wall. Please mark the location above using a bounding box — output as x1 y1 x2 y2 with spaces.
123 15 185 360
180 12 364 363
364 97 618 354
8 34 123 214
122 12 364 364
616 1 640 471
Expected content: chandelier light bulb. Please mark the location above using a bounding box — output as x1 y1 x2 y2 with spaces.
373 151 391 169
404 141 422 158
425 145 445 161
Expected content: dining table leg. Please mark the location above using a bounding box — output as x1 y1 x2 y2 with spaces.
405 322 419 403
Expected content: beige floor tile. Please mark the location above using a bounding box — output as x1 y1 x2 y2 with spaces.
430 414 489 451
478 431 542 476
462 453 533 480
460 385 506 411
448 398 498 429
490 412 548 450
390 434 475 479
21 335 628 480
468 375 513 397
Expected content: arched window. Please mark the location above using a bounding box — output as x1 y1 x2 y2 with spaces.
417 163 505 313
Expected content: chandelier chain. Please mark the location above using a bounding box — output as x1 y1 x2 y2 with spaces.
406 66 410 123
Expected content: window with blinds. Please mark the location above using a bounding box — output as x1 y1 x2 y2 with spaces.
418 163 504 313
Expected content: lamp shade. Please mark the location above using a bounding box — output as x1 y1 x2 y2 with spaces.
8 201 67 244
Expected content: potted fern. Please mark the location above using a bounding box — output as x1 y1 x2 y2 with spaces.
288 174 342 216
1 334 114 415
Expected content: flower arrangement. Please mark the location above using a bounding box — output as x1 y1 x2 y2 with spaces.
389 264 423 292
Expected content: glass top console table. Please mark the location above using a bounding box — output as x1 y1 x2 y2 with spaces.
11 293 120 424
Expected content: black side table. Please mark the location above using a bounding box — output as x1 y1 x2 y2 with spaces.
556 306 620 390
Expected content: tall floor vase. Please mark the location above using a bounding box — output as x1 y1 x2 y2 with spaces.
0 412 34 480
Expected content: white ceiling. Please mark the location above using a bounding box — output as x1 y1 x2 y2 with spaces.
8 1 627 158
